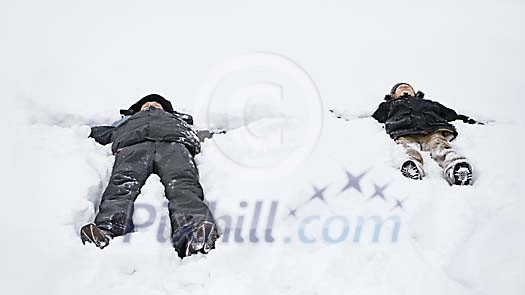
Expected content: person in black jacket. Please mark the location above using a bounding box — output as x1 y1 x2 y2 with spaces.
372 83 478 185
80 94 218 258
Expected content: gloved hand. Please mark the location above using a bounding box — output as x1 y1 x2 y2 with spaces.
464 117 478 124
457 114 483 125
214 129 227 135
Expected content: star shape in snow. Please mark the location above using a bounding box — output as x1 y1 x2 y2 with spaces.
340 169 367 194
308 184 329 204
390 197 409 211
366 183 389 202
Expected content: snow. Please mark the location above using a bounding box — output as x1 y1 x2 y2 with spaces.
2 0 525 294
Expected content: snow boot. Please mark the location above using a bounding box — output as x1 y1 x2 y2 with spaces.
400 160 424 180
80 223 113 249
189 221 218 255
445 161 473 185
172 221 218 258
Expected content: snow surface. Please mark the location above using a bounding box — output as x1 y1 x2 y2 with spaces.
2 1 525 294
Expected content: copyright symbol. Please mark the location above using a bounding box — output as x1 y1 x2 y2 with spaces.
195 52 323 181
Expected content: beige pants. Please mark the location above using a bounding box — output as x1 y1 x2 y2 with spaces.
395 131 467 170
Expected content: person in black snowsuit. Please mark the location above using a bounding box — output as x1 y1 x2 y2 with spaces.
80 94 219 258
372 83 480 185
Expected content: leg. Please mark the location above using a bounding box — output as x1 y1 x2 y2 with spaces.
396 136 424 165
94 142 154 236
421 131 473 185
421 132 466 169
395 136 425 179
154 142 217 257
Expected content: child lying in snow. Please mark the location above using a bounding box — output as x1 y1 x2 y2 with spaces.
80 94 219 258
372 83 480 185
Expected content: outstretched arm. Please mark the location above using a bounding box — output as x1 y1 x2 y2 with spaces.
178 111 227 142
456 114 484 125
434 101 484 125
89 126 114 145
371 102 390 123
196 129 227 142
174 111 194 125
329 109 372 122
433 101 459 122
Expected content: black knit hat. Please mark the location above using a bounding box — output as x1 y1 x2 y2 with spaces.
384 83 424 100
390 82 413 95
127 94 174 113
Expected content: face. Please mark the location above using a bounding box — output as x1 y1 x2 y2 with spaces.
393 84 415 99
141 101 163 111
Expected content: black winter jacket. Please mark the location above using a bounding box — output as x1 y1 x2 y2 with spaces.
89 108 201 155
372 93 459 140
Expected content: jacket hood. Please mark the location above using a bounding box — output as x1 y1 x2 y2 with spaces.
125 94 175 114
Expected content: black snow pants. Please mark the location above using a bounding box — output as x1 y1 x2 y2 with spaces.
94 141 215 249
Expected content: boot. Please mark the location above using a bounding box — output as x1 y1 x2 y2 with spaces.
173 221 218 258
400 160 424 180
445 161 473 185
189 221 218 255
80 223 113 249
